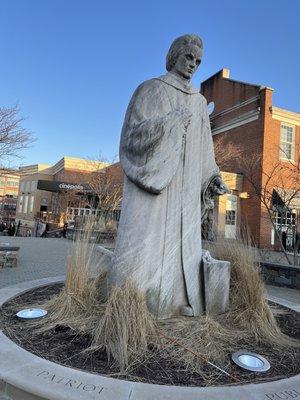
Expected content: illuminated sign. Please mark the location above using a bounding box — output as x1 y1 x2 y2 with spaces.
58 183 84 191
37 180 91 193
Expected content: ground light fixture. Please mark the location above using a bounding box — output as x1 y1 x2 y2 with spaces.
232 350 271 372
16 308 47 320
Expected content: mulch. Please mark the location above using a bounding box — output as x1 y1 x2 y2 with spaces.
0 283 299 387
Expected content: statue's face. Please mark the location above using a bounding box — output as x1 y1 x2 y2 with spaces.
172 44 202 80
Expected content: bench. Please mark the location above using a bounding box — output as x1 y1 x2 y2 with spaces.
0 246 20 269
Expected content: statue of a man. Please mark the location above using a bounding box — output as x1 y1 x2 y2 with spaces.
109 34 227 319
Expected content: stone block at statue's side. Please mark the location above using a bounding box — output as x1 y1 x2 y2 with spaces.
202 250 231 315
108 34 229 319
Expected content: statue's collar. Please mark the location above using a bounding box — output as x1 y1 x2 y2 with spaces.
155 72 199 95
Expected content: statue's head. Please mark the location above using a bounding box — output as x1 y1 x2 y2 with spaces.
166 34 203 80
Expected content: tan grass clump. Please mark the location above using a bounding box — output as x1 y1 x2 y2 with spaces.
37 219 107 332
91 280 156 372
206 238 282 342
157 315 246 383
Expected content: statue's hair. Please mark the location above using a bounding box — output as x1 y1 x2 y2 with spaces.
166 34 203 72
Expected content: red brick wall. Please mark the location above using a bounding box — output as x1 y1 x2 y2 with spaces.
202 71 299 249
260 89 300 247
201 70 266 245
201 70 261 116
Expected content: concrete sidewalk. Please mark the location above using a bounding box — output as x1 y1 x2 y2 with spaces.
266 284 300 312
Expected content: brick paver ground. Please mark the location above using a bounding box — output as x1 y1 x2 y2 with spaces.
0 237 71 288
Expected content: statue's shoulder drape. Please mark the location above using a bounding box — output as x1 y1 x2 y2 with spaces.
120 78 185 194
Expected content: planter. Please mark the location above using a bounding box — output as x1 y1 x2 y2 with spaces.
0 278 299 400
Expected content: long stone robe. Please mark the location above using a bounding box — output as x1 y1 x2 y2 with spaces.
110 72 219 319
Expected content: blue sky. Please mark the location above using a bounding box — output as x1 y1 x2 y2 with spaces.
0 0 299 166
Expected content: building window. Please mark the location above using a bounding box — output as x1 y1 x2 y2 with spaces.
29 195 34 213
280 124 295 161
25 181 31 192
273 210 297 250
20 181 25 192
7 181 18 187
18 195 23 213
23 195 29 213
273 210 296 230
225 210 236 225
30 181 37 192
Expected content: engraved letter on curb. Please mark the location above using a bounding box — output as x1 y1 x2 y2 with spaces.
36 371 49 377
36 370 105 396
266 390 300 399
83 384 96 392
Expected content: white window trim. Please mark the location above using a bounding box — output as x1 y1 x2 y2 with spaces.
279 123 295 161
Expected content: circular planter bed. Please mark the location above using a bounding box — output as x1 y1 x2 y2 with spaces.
0 278 299 400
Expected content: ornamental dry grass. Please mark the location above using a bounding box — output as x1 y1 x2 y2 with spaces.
36 220 107 333
149 238 298 383
88 237 297 377
206 237 282 343
91 281 156 372
34 221 155 372
33 229 298 379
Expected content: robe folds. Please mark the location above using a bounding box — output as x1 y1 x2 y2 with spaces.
110 72 219 319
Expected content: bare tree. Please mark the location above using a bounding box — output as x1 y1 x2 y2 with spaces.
213 135 300 265
239 145 300 265
88 162 123 227
51 169 95 225
0 105 33 167
214 135 242 171
282 143 300 264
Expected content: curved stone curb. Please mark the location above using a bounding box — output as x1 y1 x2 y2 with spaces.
267 294 300 313
0 278 299 400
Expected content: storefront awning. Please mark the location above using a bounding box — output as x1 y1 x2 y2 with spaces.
37 180 92 193
272 189 300 212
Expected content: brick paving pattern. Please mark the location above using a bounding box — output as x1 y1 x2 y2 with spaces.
0 237 71 288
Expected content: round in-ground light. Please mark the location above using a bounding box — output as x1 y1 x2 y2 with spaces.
16 308 48 320
232 350 271 372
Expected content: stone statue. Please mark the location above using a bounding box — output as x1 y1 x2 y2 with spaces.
108 34 229 319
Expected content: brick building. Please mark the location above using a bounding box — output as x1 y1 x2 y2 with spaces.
201 69 300 249
0 170 20 224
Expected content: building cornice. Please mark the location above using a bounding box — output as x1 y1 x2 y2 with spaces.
210 96 260 121
271 106 300 126
19 164 52 176
212 110 260 135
